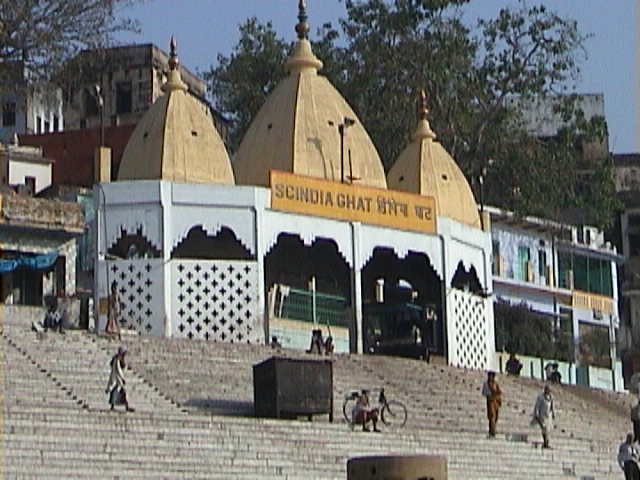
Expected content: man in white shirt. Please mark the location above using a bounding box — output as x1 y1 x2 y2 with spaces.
618 433 640 480
532 385 554 448
631 400 640 443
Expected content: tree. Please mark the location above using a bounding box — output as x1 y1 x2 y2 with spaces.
205 0 618 228
0 0 142 83
494 300 574 361
203 18 290 151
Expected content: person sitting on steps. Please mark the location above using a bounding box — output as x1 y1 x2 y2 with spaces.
306 328 334 355
351 389 380 432
43 295 64 333
544 362 562 384
505 353 523 376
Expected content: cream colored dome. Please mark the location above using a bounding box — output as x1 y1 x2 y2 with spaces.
388 95 481 229
118 40 234 185
233 2 386 189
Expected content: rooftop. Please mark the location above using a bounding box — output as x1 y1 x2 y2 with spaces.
0 192 84 234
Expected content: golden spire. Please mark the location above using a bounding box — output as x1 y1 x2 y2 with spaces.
412 89 436 141
162 36 187 93
168 36 179 70
295 0 309 40
286 0 322 73
418 90 429 119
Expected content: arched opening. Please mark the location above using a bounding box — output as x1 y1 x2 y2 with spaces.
264 233 351 351
171 225 253 260
361 247 443 359
450 261 483 294
108 226 161 259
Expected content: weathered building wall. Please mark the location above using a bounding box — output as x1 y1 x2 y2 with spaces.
64 44 208 132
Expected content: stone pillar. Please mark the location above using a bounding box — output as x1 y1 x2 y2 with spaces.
94 146 112 183
347 455 447 480
351 222 363 354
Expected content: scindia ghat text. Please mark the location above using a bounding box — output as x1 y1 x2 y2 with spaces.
273 183 433 221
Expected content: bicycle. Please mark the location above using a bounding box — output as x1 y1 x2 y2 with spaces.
342 388 407 428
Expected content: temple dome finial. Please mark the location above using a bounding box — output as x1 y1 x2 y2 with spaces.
162 36 187 93
418 90 429 120
412 89 436 141
295 0 310 40
285 0 323 73
168 36 179 70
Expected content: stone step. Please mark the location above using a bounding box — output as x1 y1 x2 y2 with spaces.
0 321 627 480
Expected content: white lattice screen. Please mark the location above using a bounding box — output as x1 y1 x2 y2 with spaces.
449 289 490 370
107 259 165 336
170 260 262 343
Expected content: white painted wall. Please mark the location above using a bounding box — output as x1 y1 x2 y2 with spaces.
27 85 63 134
507 94 604 138
491 225 554 286
95 180 494 371
8 159 51 193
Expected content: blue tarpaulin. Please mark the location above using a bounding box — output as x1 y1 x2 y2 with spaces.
0 251 59 273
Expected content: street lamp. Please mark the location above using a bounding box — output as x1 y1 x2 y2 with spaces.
478 158 494 230
339 117 355 183
329 117 356 183
93 84 105 147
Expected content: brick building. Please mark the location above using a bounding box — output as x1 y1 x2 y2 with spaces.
62 44 228 146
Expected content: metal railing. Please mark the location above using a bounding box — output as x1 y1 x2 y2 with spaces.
276 287 348 328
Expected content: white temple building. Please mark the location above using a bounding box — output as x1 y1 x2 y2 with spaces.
94 3 494 371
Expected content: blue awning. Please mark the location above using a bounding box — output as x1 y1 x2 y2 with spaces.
0 251 59 273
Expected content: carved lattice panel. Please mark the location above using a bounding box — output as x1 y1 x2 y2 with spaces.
171 260 261 343
449 289 490 370
107 260 165 336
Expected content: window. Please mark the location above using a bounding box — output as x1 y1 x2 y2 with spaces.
538 250 547 277
44 120 50 133
138 82 151 107
36 116 42 133
2 101 16 126
24 176 35 194
116 81 132 114
558 252 572 289
630 233 640 257
53 115 59 132
517 246 530 282
83 88 99 116
558 250 613 296
629 214 640 228
491 241 500 275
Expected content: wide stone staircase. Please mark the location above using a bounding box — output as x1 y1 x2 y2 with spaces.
0 313 631 479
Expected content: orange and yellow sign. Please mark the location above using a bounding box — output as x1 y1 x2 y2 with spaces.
270 171 436 234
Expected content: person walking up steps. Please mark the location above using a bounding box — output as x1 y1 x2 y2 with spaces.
105 281 121 339
618 433 640 480
631 399 640 443
532 385 554 448
481 371 502 437
106 346 134 412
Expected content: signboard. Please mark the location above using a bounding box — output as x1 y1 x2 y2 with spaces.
270 171 436 234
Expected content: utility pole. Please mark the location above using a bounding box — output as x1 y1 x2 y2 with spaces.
337 117 355 183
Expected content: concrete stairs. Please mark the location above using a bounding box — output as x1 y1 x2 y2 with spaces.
0 316 628 479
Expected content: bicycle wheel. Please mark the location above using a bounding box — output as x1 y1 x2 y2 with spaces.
343 396 357 423
381 400 407 428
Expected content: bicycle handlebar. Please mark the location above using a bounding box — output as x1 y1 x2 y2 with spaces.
345 388 388 403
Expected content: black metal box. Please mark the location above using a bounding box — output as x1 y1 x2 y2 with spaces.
253 356 333 421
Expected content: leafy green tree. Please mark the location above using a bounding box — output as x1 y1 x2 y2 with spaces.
203 18 290 151
494 300 574 362
0 0 143 83
206 0 618 228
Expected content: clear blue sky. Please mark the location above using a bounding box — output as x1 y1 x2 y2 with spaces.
116 0 636 153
